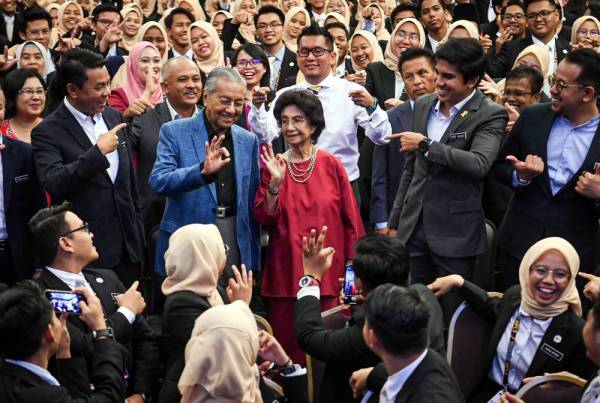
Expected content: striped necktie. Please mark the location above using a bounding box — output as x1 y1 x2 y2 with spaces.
307 86 322 96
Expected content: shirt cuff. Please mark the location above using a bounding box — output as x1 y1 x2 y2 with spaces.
297 286 320 300
280 364 307 378
512 170 531 187
374 222 388 229
117 307 136 324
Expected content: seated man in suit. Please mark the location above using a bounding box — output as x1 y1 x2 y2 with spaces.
255 6 299 92
29 202 160 403
0 281 128 402
371 48 437 234
358 284 464 403
488 0 570 78
150 67 260 282
295 229 445 402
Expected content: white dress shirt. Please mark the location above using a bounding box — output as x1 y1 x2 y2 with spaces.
336 60 347 78
165 99 199 121
489 307 553 392
5 359 60 386
0 149 6 240
581 371 600 403
395 78 405 99
379 349 428 403
172 47 194 60
46 266 135 324
3 13 14 42
63 98 119 183
267 44 286 90
428 34 440 52
426 90 476 143
532 36 557 76
312 11 326 27
248 73 391 181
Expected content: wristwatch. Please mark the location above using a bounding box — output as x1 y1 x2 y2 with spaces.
418 137 433 153
366 97 379 114
279 362 301 376
92 327 115 341
299 275 321 288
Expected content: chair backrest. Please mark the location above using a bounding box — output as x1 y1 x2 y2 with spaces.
254 314 273 335
306 305 350 403
473 219 497 290
446 299 496 398
515 373 586 403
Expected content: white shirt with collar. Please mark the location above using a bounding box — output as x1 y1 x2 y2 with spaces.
336 60 347 78
428 34 440 52
63 98 119 183
172 47 194 60
532 36 557 76
3 13 14 42
46 266 135 324
426 89 476 143
312 11 326 26
165 98 199 121
379 349 428 403
248 73 391 181
489 307 553 392
267 44 286 90
4 359 60 386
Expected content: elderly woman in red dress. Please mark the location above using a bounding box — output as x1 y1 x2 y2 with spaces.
253 89 364 364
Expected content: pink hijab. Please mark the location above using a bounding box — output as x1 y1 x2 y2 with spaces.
122 41 163 106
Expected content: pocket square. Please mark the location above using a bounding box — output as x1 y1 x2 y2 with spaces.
14 174 30 183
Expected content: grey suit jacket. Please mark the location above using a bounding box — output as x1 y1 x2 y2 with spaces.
388 90 508 257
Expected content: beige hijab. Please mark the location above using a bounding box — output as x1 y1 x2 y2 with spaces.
179 300 262 403
120 4 145 51
518 237 582 319
45 3 61 26
350 30 383 72
162 224 226 307
232 0 256 43
188 21 225 74
571 15 600 47
279 0 305 13
445 19 479 40
283 7 311 52
324 12 349 29
49 1 83 48
496 44 551 94
324 0 351 25
361 3 391 41
135 0 158 19
177 0 207 21
383 18 426 81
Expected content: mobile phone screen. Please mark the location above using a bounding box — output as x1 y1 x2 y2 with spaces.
45 290 83 315
344 263 358 304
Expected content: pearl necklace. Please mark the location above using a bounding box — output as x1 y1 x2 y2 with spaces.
286 146 318 183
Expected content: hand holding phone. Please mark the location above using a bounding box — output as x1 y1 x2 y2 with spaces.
45 290 84 315
344 263 359 304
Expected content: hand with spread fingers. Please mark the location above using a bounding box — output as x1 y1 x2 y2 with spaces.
227 264 253 305
201 134 231 176
302 226 335 282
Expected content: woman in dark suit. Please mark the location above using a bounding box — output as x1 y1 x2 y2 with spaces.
429 237 594 403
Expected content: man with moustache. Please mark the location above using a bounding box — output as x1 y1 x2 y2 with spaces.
387 38 508 318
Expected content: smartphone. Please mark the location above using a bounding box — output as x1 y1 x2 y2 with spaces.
45 290 83 315
343 263 358 305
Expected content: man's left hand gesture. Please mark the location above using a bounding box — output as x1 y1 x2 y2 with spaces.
385 132 426 152
349 88 374 108
201 134 230 176
302 226 335 282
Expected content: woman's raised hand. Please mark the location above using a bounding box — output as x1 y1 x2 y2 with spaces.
427 274 465 297
261 143 286 188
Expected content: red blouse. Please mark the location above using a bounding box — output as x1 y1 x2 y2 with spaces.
253 149 365 297
108 87 129 113
0 120 17 140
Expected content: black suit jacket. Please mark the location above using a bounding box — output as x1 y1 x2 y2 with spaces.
365 62 396 109
488 36 571 78
492 103 600 271
294 284 445 403
0 341 127 403
37 268 160 397
366 349 465 403
1 136 45 282
458 280 594 400
31 103 144 269
0 11 20 47
128 102 171 236
274 47 299 91
370 101 410 225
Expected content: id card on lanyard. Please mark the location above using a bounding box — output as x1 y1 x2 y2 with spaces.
488 316 522 403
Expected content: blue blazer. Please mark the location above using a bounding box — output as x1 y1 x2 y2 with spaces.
149 111 260 276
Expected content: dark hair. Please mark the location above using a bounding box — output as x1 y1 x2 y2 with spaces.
501 0 525 15
325 21 350 40
506 65 543 94
364 284 430 356
523 0 562 18
57 47 106 94
28 202 72 266
91 2 120 22
297 22 334 50
398 47 435 77
435 38 486 84
232 43 271 88
352 234 410 292
254 5 286 26
391 3 418 22
0 281 54 360
3 68 47 119
416 0 447 18
164 7 195 30
492 0 506 10
17 5 52 35
564 48 600 97
273 89 325 142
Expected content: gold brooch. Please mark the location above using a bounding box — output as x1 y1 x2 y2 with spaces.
460 111 468 118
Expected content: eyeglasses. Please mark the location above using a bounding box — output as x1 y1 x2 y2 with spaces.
61 222 90 237
530 264 571 282
577 29 599 38
396 30 420 41
526 9 557 20
501 89 536 97
548 76 584 93
18 88 46 96
236 58 263 68
297 47 333 58
502 13 525 21
256 22 283 31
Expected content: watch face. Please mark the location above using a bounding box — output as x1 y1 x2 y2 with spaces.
299 276 312 288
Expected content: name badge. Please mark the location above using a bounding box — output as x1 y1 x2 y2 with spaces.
14 174 29 183
541 342 564 361
449 132 467 141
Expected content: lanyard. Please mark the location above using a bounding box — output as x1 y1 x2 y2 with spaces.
503 315 522 391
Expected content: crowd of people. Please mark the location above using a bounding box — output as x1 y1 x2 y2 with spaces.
1 0 600 401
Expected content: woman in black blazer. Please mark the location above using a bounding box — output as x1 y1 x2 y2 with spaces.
429 237 595 403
